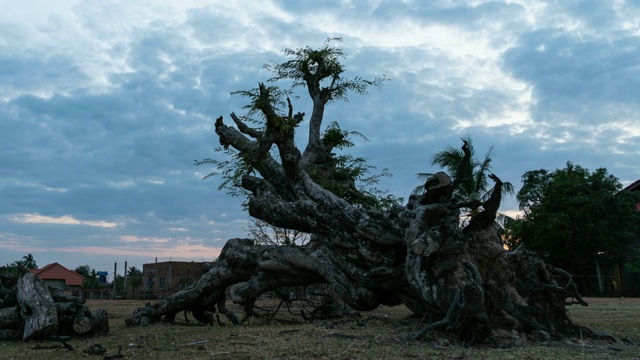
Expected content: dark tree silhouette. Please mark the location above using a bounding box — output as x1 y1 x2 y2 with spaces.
21 254 37 271
508 162 640 272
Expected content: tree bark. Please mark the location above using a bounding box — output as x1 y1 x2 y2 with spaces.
127 159 588 344
0 273 109 340
72 309 109 336
0 310 22 341
17 273 58 341
0 329 21 341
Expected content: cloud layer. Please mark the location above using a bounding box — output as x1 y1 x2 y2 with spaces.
1 0 638 272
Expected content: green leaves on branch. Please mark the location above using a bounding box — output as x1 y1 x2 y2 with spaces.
306 121 401 211
308 153 399 211
231 85 294 122
195 147 254 203
0 253 38 276
265 37 386 102
197 39 398 212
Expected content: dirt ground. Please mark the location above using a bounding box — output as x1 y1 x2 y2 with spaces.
1 297 639 359
581 297 638 304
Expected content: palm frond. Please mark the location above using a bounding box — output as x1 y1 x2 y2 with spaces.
501 181 516 198
431 147 464 175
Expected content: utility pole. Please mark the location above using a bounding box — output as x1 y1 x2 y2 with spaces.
113 262 117 299
168 259 173 296
123 259 128 299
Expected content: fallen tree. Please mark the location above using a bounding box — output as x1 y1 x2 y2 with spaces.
0 273 109 341
126 40 598 345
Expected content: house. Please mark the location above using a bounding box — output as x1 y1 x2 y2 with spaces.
621 178 640 296
30 263 84 294
624 178 640 192
624 179 640 210
567 180 640 297
142 260 213 299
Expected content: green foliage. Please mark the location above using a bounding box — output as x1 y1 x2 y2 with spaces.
308 153 400 211
75 265 101 288
83 270 100 289
0 253 38 276
320 121 364 149
0 263 25 276
231 85 294 121
508 162 640 267
74 264 92 278
306 121 401 211
265 37 386 102
196 40 399 212
127 266 143 290
112 275 125 294
22 253 37 270
195 147 254 205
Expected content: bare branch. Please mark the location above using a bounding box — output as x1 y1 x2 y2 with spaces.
230 112 263 139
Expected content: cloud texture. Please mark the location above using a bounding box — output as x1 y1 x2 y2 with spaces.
1 0 638 272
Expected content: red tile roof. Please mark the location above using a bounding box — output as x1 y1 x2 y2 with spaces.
624 179 640 192
30 262 84 287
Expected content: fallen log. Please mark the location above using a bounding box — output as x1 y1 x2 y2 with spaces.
0 273 109 341
73 309 109 336
0 274 19 309
0 303 21 340
17 273 58 341
0 329 21 341
0 306 20 329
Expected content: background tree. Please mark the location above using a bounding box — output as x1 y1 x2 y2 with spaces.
246 219 309 246
0 254 38 276
21 254 37 271
75 265 100 289
74 265 92 278
0 262 24 276
110 275 125 295
507 162 640 270
126 266 143 291
128 40 600 345
11 261 26 276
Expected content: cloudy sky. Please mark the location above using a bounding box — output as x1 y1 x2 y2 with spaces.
2 0 639 275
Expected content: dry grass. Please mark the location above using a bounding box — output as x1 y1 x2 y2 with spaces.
1 298 639 359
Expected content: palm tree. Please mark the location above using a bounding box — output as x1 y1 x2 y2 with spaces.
22 253 37 270
414 136 515 219
74 265 92 278
9 261 27 276
127 266 143 290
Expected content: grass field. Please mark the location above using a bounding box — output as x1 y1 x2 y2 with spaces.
1 297 639 359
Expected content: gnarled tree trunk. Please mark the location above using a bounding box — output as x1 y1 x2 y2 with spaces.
126 45 592 345
126 132 587 345
128 168 592 341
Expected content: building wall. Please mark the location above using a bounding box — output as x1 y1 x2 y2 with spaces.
43 279 67 289
142 261 209 297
